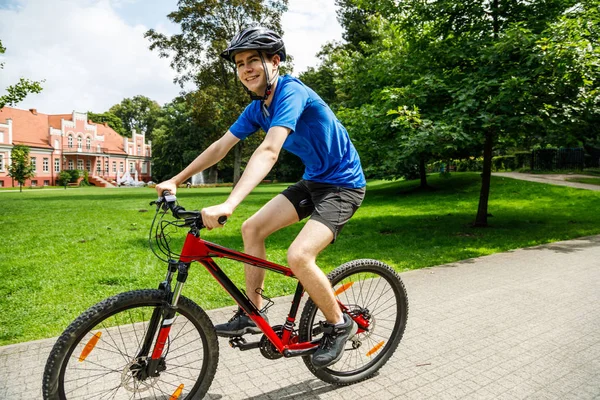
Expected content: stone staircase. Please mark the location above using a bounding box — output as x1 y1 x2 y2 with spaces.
89 175 116 188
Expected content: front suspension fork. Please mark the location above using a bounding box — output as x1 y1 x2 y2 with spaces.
137 261 190 377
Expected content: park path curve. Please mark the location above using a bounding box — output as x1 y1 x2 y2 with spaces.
493 171 600 191
1 235 599 399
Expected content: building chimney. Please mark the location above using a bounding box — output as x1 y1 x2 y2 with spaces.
103 122 108 127
29 108 37 115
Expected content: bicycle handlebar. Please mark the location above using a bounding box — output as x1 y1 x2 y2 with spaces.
155 190 228 226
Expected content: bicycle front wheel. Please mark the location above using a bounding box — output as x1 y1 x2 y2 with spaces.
43 289 218 400
299 259 408 385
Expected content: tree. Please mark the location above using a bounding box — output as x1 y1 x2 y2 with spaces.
145 0 289 182
87 111 127 137
0 40 43 108
8 144 35 192
108 96 162 140
330 0 598 226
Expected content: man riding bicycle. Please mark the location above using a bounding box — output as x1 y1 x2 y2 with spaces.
155 26 366 369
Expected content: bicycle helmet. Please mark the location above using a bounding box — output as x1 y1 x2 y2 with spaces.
221 26 286 117
220 26 286 63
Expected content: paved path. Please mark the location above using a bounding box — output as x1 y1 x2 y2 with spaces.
494 172 600 191
1 236 599 399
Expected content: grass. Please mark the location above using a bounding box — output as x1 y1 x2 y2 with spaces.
1 173 600 345
565 177 600 186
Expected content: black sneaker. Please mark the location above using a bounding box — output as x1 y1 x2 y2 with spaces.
311 313 358 369
214 308 268 337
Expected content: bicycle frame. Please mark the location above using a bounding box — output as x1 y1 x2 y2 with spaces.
147 230 328 366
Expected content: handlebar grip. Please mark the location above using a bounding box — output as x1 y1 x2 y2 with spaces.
218 216 228 225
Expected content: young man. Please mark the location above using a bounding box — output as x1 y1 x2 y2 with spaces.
155 26 366 368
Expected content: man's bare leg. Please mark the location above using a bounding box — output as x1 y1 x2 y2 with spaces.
241 194 299 309
287 219 342 324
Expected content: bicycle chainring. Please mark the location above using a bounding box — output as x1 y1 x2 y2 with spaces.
259 325 284 360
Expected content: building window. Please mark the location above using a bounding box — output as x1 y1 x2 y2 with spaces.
77 136 82 149
31 157 37 171
129 162 134 172
86 137 91 150
68 134 73 148
86 160 91 172
68 160 74 170
112 161 116 173
44 180 49 186
77 160 83 170
54 158 60 172
142 162 147 173
96 160 101 173
31 180 37 187
43 158 49 172
0 154 4 172
104 160 108 173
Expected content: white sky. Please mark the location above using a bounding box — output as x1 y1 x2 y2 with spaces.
0 0 343 114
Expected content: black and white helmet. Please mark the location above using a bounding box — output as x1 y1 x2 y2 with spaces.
220 26 286 63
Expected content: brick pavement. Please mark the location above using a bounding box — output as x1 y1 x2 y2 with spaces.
1 235 599 399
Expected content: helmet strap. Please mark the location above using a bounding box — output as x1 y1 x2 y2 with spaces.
242 52 279 118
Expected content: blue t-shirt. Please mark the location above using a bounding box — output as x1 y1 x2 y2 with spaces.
229 75 366 189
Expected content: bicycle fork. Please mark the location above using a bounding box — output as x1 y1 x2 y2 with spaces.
136 260 189 380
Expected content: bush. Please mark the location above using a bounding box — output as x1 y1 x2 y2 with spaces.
57 171 71 187
513 151 532 169
455 158 483 172
492 155 516 171
64 169 80 183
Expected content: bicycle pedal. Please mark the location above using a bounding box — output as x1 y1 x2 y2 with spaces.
228 336 260 351
228 336 247 348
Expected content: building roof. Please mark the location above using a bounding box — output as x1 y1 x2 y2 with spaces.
0 107 52 149
0 106 145 156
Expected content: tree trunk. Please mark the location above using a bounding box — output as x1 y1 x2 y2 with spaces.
233 141 243 187
474 131 494 226
419 155 428 189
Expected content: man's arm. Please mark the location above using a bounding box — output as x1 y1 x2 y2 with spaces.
155 131 240 195
201 126 290 229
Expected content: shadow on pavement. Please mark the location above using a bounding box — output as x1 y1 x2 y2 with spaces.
244 379 338 399
522 235 600 254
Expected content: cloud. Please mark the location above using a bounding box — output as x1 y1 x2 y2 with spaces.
0 0 180 114
0 0 343 114
282 0 343 74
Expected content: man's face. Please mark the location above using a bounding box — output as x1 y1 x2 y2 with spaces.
234 50 279 95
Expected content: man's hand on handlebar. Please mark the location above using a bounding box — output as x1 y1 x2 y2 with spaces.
201 203 233 230
156 179 178 197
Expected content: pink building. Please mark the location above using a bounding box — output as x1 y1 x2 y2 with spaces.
0 107 152 187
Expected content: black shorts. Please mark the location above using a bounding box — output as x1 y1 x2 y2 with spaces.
281 180 366 242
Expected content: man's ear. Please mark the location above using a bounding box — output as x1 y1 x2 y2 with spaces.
271 54 281 68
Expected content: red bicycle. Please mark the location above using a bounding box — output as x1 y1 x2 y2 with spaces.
43 192 408 399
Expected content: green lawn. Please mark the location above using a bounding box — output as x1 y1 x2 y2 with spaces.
566 177 600 186
1 173 600 345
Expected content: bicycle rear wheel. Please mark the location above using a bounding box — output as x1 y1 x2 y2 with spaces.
43 289 218 400
299 259 408 385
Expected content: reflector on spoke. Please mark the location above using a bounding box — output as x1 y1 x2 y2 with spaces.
334 282 354 296
79 331 102 362
170 383 184 399
366 341 385 357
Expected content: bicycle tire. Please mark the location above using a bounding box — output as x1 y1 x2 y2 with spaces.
299 259 408 385
42 289 219 400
